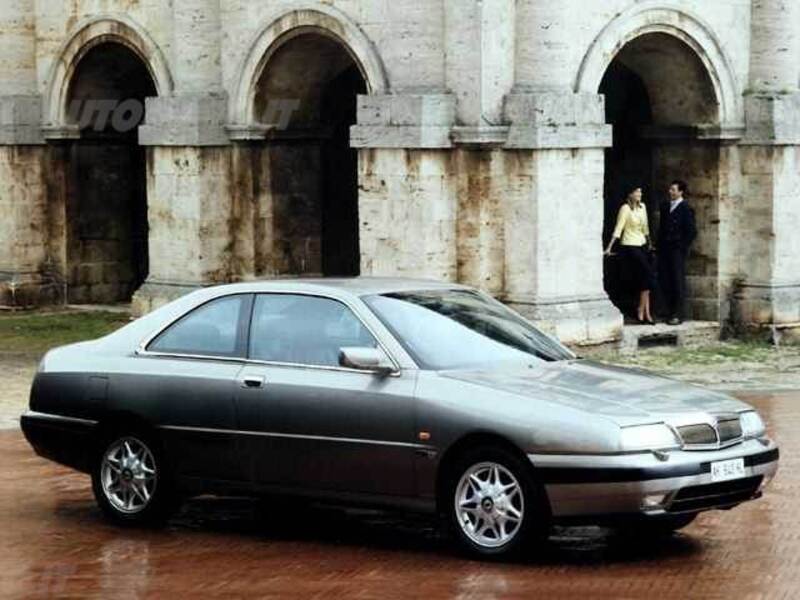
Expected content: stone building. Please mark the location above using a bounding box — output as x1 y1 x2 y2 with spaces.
1 0 799 345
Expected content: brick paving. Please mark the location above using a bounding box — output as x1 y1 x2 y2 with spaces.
0 391 795 599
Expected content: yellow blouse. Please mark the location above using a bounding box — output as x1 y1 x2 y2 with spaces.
612 202 649 246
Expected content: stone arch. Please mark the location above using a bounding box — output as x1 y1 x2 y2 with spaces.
588 4 739 323
575 3 741 127
229 4 388 127
44 15 173 128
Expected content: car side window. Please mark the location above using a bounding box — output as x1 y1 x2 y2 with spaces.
249 294 378 367
148 295 246 357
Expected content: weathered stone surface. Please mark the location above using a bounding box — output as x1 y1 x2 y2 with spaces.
351 94 456 148
144 146 234 286
742 93 800 145
0 95 43 144
0 0 798 344
139 94 229 146
358 148 457 281
504 92 612 149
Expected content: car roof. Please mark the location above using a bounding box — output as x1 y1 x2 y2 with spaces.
199 277 471 298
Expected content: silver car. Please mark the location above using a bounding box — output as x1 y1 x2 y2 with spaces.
22 278 779 558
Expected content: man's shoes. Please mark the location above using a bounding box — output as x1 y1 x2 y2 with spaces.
667 317 682 326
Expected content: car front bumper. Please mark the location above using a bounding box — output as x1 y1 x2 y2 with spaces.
529 438 779 520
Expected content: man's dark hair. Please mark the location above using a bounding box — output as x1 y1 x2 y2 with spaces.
671 179 688 195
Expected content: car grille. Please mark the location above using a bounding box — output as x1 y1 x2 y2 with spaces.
677 424 717 445
676 415 743 449
717 417 743 443
667 476 762 513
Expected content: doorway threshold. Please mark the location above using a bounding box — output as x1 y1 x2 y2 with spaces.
621 320 720 353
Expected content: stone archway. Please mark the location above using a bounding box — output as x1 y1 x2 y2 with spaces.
575 4 740 127
40 17 172 305
44 16 173 132
581 7 739 322
599 32 722 320
59 41 158 303
229 6 387 129
256 31 366 277
231 11 377 278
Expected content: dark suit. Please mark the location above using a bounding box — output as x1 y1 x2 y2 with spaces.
657 200 696 319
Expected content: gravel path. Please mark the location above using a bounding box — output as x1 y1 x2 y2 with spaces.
0 354 38 430
594 345 800 392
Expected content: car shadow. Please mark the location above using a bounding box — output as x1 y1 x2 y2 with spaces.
50 493 704 565
162 495 704 565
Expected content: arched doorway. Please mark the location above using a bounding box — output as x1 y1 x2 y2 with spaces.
251 31 367 277
64 42 155 303
600 32 720 320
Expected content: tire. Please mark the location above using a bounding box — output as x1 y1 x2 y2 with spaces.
445 445 551 558
614 513 697 537
91 429 178 526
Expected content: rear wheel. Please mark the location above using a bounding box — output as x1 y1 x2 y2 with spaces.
91 431 177 526
446 446 550 558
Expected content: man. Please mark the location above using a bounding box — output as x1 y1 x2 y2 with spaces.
657 180 696 325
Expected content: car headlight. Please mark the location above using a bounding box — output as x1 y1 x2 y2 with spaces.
740 411 766 438
620 423 681 451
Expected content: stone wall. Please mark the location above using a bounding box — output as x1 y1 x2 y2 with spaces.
358 149 457 281
0 146 51 306
0 0 798 344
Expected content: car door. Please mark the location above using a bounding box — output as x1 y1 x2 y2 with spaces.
234 293 418 498
135 293 252 483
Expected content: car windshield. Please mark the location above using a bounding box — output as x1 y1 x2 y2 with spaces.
364 289 575 370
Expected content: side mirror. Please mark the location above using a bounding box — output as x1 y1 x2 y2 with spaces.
339 347 396 375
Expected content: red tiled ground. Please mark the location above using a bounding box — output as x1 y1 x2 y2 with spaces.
0 391 795 599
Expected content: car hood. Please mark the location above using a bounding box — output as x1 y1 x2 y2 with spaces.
439 359 749 426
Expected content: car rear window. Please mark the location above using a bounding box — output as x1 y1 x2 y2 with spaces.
147 295 247 357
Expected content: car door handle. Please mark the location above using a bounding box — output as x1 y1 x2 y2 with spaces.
240 376 265 389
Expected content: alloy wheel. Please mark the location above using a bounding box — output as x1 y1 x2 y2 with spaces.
454 461 525 548
100 437 158 514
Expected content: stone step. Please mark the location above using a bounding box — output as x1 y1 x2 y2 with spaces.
620 320 720 354
65 303 132 315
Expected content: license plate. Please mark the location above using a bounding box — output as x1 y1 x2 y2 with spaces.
710 458 746 482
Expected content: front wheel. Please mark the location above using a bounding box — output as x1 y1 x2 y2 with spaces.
91 432 177 526
447 446 551 558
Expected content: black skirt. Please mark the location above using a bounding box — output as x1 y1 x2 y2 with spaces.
620 244 656 291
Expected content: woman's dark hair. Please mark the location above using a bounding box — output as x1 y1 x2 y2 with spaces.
625 186 642 207
671 179 688 194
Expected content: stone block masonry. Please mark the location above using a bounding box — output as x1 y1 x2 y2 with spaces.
0 0 798 344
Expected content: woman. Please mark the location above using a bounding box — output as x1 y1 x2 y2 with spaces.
603 187 656 324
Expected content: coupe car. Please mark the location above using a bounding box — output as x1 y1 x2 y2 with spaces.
22 278 779 557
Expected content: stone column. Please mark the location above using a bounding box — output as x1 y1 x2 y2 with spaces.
349 0 456 282
381 0 446 93
354 0 620 345
749 0 799 94
514 0 574 92
445 0 514 134
138 0 227 146
442 0 514 294
352 94 458 281
172 0 223 95
354 1 513 291
497 0 621 344
734 0 800 340
134 0 233 314
0 0 58 307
